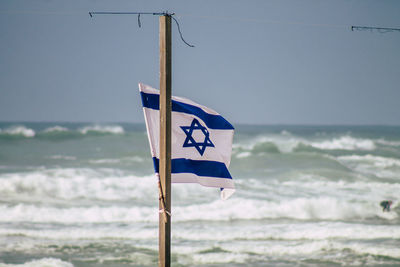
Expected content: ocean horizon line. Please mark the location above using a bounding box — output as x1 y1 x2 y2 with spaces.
1 120 400 127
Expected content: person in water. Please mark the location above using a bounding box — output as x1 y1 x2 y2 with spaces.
380 200 392 212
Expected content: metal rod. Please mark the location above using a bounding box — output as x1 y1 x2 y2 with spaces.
351 25 400 32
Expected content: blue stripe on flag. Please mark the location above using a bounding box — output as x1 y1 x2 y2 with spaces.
141 92 234 130
152 157 232 179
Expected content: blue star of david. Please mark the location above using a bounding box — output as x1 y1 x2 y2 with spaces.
180 118 214 156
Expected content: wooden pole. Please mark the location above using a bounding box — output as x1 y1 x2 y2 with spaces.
159 14 172 267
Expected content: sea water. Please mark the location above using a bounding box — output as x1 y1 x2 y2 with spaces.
0 122 399 267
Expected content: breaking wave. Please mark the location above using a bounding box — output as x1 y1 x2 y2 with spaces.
0 126 35 138
0 124 126 140
1 167 397 224
173 221 400 242
0 258 73 267
1 195 396 224
78 125 124 135
2 221 399 245
309 135 376 151
0 204 158 223
337 154 400 179
338 154 400 168
233 134 379 157
0 168 157 202
172 197 398 222
43 126 69 133
184 240 400 265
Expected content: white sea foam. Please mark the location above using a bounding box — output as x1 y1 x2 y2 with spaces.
128 156 145 162
337 154 400 178
89 156 145 164
42 126 69 133
175 236 400 264
235 151 252 158
0 168 157 202
220 239 400 259
234 134 377 154
0 126 35 137
0 204 158 223
174 221 400 242
376 138 400 147
78 125 124 135
310 135 376 151
0 258 73 267
190 252 248 264
89 159 121 164
1 193 396 224
2 222 399 263
0 226 157 241
338 154 400 168
1 168 397 223
174 196 398 222
281 178 400 203
48 155 76 160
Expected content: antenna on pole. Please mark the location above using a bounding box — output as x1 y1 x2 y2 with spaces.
351 25 400 33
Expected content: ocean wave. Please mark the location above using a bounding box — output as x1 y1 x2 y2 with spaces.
234 240 399 262
0 258 73 267
376 138 400 147
1 195 396 224
174 235 400 265
1 224 399 264
0 124 126 140
2 167 398 223
0 168 157 202
337 154 400 179
88 159 121 164
190 251 248 265
34 126 77 139
338 154 400 168
43 126 69 133
0 168 223 205
174 221 400 242
234 134 378 156
173 197 398 222
3 221 399 246
310 135 376 151
235 151 252 158
280 178 400 199
233 135 299 154
0 204 158 223
185 240 400 264
294 136 376 152
0 226 157 241
0 126 35 138
88 156 145 164
48 155 77 161
78 125 124 135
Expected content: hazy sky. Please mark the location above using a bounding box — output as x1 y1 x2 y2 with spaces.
1 0 399 125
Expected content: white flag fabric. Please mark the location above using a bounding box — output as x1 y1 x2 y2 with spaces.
139 83 235 199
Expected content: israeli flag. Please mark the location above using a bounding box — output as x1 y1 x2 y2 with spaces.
139 83 235 199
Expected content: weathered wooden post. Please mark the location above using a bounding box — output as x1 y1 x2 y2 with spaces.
158 14 172 267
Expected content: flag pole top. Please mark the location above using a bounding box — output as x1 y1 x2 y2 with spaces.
89 11 175 17
88 10 194 47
